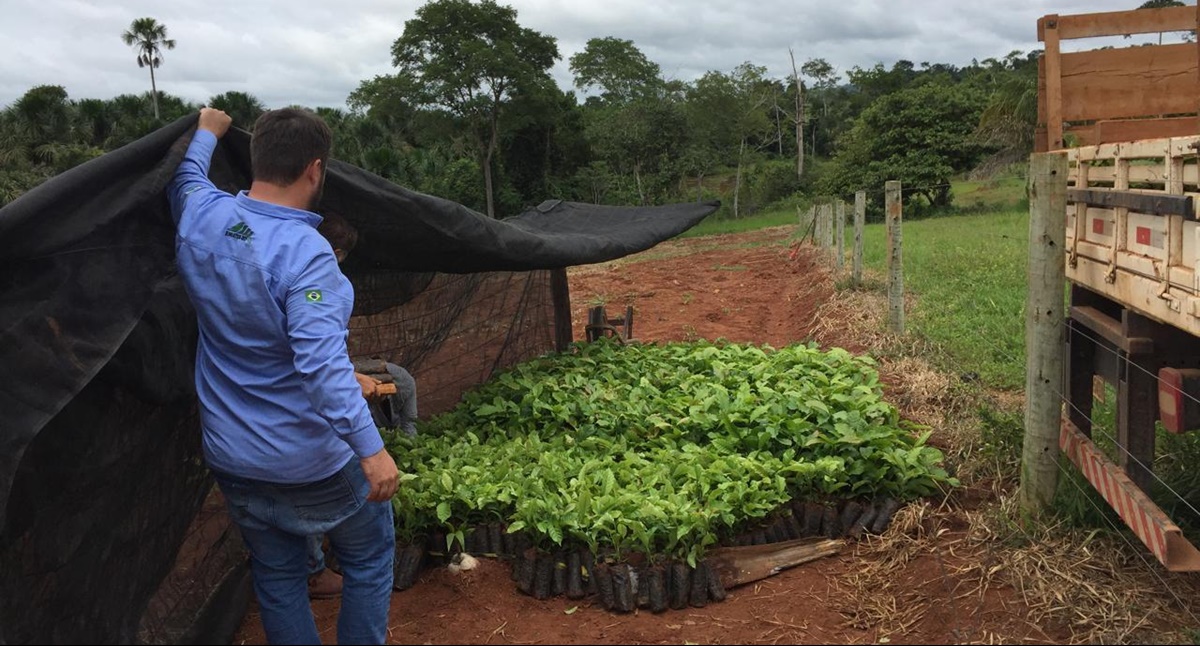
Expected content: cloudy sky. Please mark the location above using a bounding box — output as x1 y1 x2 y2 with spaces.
0 0 1183 110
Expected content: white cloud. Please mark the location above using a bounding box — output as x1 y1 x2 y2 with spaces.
0 0 1170 109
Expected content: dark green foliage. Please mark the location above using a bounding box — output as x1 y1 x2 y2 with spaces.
386 339 956 567
821 82 992 212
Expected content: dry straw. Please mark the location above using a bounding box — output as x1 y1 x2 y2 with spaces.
804 250 1200 644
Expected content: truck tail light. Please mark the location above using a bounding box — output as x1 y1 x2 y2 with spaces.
1158 368 1200 434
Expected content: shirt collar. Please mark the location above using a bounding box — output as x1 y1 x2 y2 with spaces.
235 191 323 228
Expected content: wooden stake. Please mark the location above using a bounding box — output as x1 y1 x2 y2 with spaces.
821 203 833 251
1021 152 1068 515
814 203 824 248
853 191 865 288
885 181 904 334
836 201 846 269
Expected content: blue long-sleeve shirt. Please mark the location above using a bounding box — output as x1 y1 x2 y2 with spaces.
168 129 382 484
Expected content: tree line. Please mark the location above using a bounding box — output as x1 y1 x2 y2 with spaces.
1 0 1043 217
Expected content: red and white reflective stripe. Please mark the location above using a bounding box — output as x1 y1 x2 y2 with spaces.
1059 418 1200 571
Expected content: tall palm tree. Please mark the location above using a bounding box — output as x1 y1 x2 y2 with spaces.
121 17 176 120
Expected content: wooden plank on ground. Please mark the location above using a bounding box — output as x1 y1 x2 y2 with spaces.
706 538 841 589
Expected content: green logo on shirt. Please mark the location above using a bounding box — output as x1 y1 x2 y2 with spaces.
225 221 254 243
306 290 323 303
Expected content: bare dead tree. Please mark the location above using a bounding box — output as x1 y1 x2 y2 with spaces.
789 48 805 181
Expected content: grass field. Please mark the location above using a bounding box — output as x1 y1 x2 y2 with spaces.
859 203 1029 388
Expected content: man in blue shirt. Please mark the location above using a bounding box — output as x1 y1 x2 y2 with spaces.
306 211 420 600
316 210 421 439
168 107 397 645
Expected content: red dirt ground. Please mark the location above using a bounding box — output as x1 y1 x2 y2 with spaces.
232 227 1071 645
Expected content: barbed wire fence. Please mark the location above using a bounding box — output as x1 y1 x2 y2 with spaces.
795 169 1200 641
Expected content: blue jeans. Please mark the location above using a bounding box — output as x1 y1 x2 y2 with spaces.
213 458 395 645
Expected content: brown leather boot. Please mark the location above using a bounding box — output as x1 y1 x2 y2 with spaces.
308 568 343 600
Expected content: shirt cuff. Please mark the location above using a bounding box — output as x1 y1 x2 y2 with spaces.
192 128 218 147
343 423 386 458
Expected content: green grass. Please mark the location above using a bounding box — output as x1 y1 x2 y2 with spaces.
680 208 800 238
860 207 1029 388
951 176 1027 210
853 187 1200 539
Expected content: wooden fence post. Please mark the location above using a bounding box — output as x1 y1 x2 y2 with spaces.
814 203 823 249
550 268 573 352
885 181 904 333
1020 152 1068 515
821 202 834 251
815 203 825 249
836 200 846 269
853 191 865 288
798 205 811 228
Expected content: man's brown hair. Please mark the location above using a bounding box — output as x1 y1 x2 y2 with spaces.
250 108 332 185
317 210 358 255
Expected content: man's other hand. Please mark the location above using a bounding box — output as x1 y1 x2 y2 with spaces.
198 107 232 138
355 372 384 402
361 449 399 502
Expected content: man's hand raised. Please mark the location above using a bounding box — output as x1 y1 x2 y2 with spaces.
198 107 232 139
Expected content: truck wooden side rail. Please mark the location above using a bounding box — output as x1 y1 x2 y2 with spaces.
1038 5 1200 571
1037 4 1200 152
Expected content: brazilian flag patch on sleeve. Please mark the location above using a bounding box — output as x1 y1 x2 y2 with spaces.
305 289 323 303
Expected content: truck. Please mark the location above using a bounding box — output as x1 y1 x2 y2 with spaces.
1037 3 1200 570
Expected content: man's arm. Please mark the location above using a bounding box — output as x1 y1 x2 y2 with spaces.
285 252 398 501
167 108 232 226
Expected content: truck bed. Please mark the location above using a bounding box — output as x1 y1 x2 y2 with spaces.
1066 136 1200 336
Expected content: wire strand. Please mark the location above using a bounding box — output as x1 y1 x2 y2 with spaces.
946 313 1200 522
1050 451 1200 626
853 268 1200 522
1044 337 1200 522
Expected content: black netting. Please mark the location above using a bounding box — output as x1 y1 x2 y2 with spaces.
0 114 712 644
0 279 217 645
348 270 557 417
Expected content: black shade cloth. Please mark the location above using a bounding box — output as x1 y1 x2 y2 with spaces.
0 113 715 643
